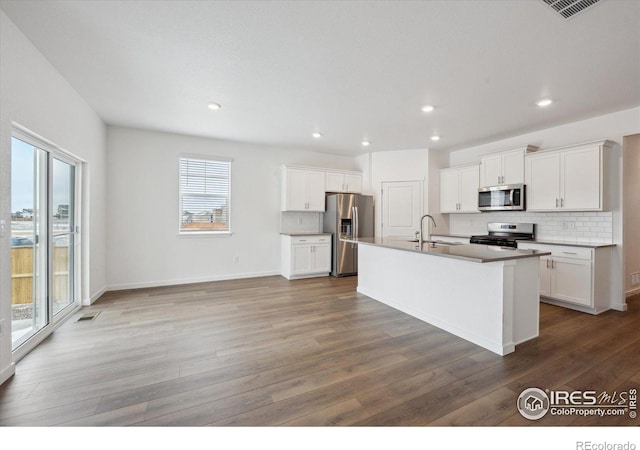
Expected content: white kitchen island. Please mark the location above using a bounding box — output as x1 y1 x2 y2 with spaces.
347 238 551 356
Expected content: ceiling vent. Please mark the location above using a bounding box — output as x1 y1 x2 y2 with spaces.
542 0 601 19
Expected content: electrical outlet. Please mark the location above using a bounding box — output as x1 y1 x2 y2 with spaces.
568 222 576 229
561 222 567 229
233 256 240 264
632 272 640 286
0 219 6 237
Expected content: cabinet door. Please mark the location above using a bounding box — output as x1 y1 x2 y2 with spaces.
539 257 551 297
287 169 310 211
440 169 460 213
325 172 344 192
562 146 601 210
291 245 312 275
526 152 561 211
343 173 362 193
311 244 331 273
458 165 479 212
502 150 525 185
306 171 326 211
551 258 592 306
480 154 502 187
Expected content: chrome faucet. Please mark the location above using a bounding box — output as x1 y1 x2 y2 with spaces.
419 214 437 244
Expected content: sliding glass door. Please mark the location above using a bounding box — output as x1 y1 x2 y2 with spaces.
10 135 80 354
52 157 76 316
10 138 49 350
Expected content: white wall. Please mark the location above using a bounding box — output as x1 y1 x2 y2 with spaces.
355 148 449 237
624 134 640 296
427 149 450 235
447 107 640 312
0 11 107 383
359 149 429 238
448 108 640 167
106 126 356 289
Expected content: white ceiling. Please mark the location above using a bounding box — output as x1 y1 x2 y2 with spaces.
1 0 639 156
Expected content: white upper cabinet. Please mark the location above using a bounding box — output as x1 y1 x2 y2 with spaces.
440 164 480 213
325 171 362 193
480 153 503 187
562 146 601 210
525 141 609 212
526 152 561 211
479 145 537 187
281 167 326 211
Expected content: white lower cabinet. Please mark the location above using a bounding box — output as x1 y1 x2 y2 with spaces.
518 242 613 314
281 235 331 280
537 255 591 306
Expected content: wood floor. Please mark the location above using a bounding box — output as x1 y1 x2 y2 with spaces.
1 275 638 426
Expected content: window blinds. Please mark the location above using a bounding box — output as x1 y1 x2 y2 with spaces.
179 156 231 233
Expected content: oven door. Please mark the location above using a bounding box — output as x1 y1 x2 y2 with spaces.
478 185 525 211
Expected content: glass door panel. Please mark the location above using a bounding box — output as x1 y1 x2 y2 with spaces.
52 158 75 316
11 137 49 351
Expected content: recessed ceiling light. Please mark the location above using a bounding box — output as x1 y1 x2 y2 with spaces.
312 132 322 139
361 140 371 147
431 135 441 141
421 105 435 113
536 98 553 107
207 102 222 110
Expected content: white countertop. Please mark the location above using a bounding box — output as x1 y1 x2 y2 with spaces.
280 232 331 236
342 237 550 263
526 239 615 248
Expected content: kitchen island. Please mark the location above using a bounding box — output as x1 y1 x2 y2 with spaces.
345 237 551 356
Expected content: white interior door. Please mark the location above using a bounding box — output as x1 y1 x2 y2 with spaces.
381 181 422 238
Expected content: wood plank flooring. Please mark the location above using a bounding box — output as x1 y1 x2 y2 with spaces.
0 275 638 426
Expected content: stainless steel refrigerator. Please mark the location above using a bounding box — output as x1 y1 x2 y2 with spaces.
323 193 374 277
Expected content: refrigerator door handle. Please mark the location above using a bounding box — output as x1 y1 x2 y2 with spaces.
351 206 356 237
351 206 356 246
355 206 359 238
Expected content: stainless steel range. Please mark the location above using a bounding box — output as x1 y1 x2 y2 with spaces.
469 222 535 248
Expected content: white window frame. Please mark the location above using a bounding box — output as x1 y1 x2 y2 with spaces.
178 154 233 236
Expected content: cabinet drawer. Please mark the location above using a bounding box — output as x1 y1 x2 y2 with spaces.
291 235 330 245
518 243 592 260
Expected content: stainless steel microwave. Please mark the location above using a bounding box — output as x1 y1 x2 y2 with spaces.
478 184 525 211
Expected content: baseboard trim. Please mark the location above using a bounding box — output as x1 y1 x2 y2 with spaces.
85 285 107 305
106 270 281 292
625 286 640 298
610 302 628 312
0 363 15 386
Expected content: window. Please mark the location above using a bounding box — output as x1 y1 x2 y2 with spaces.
179 155 232 234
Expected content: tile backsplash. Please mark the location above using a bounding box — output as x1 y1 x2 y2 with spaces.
450 211 613 244
280 211 323 234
